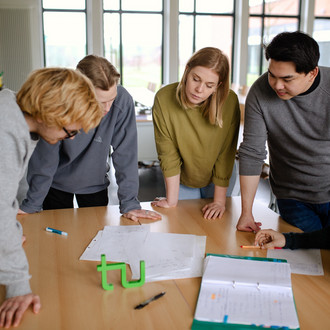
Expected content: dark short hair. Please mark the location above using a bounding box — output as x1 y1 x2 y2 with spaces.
265 31 320 74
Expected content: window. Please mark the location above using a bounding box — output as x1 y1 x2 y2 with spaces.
247 0 301 86
41 0 326 91
103 0 163 92
313 0 330 67
42 0 87 67
179 0 235 80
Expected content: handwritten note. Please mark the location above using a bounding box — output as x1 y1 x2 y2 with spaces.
194 255 299 329
267 248 324 276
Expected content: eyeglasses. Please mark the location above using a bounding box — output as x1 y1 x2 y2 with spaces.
63 127 79 139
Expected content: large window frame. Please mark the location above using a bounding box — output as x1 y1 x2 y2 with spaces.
41 0 88 67
313 0 330 67
103 1 164 87
178 0 236 82
248 0 302 82
40 0 328 89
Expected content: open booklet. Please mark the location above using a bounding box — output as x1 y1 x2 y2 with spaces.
192 254 300 330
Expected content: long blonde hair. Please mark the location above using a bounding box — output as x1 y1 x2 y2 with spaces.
16 68 103 132
176 47 230 127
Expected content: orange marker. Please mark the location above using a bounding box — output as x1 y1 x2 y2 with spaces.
240 245 282 250
240 245 261 249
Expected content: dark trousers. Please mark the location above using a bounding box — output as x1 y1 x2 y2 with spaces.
277 198 330 232
43 187 109 210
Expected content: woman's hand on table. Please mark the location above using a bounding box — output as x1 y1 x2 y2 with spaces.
151 197 177 209
202 201 226 220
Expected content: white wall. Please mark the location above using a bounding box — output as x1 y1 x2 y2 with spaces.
0 0 43 90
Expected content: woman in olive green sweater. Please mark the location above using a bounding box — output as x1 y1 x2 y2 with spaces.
152 47 240 220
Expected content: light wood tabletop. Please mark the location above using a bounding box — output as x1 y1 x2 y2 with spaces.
3 197 330 329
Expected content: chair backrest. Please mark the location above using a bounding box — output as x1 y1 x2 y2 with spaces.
147 82 157 92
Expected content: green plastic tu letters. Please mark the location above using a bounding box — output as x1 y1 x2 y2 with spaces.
97 254 145 290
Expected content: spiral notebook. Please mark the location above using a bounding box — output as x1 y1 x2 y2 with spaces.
192 254 300 330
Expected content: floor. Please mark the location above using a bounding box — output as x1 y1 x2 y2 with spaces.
107 161 272 208
107 161 166 205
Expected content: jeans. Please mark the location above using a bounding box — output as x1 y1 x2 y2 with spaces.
178 161 238 200
277 198 330 232
179 182 215 200
43 187 109 210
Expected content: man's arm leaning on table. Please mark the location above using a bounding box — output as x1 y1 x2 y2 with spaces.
236 175 262 232
19 139 61 214
237 75 269 232
111 87 161 221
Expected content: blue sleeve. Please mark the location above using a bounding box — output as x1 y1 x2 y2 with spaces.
20 139 61 213
283 226 330 249
111 90 141 213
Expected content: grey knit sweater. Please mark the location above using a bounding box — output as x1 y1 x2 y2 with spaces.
239 67 330 204
0 89 35 298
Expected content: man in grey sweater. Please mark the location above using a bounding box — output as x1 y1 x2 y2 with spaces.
20 55 161 222
0 68 102 327
237 31 330 233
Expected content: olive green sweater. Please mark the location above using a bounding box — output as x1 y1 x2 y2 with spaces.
152 83 240 188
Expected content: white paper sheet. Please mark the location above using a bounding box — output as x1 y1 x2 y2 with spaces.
267 248 324 276
134 234 206 282
79 225 150 263
79 225 206 282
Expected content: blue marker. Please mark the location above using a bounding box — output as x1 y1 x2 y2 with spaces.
46 227 68 236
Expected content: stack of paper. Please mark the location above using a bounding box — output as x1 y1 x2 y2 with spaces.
192 254 300 329
80 225 206 282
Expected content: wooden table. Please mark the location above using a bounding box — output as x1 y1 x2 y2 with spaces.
3 197 330 329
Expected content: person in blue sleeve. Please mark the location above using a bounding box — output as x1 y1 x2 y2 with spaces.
19 55 161 222
255 227 330 250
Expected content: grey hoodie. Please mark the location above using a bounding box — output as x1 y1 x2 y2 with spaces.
21 85 141 214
